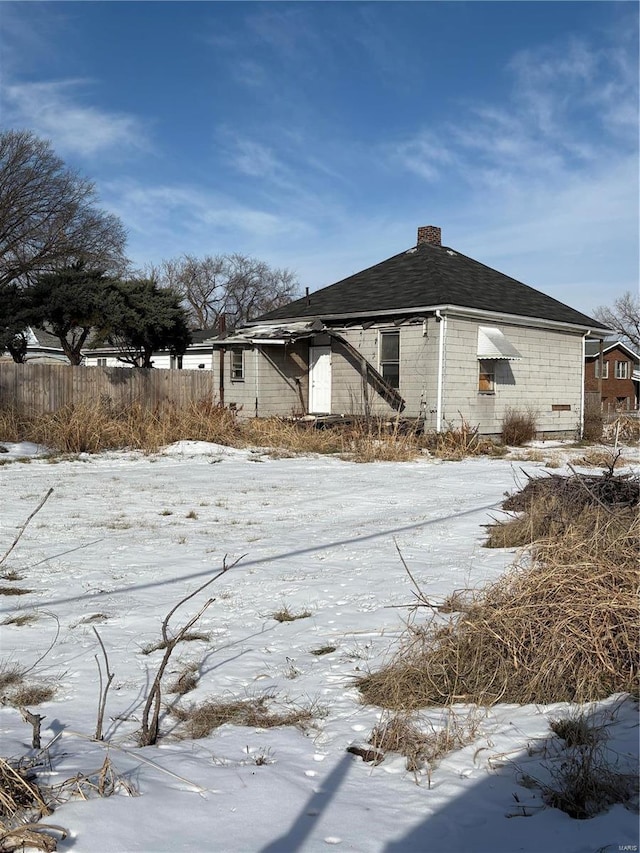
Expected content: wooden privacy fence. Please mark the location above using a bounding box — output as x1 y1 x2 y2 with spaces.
0 363 216 414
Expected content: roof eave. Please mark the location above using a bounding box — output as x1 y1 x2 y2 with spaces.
250 305 611 336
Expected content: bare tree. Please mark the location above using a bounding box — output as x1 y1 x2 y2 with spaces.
224 253 299 329
159 255 227 329
0 129 128 289
593 291 640 351
157 253 299 330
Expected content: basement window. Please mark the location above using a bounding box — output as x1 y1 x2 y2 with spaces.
478 360 495 393
230 348 244 381
379 330 400 389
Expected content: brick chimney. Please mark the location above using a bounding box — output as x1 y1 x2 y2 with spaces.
417 225 441 247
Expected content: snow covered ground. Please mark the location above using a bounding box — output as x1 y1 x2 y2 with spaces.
0 441 637 853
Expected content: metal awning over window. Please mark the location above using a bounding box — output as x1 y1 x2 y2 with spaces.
477 326 523 360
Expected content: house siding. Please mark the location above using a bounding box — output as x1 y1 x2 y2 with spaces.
325 318 583 434
330 322 439 420
330 327 396 416
441 318 584 435
221 343 308 417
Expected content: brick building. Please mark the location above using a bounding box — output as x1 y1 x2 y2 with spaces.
585 340 639 413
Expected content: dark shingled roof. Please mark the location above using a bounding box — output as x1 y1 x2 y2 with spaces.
258 242 607 330
585 339 639 361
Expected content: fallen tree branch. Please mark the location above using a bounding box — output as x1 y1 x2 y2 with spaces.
0 488 54 567
93 628 115 741
140 555 244 746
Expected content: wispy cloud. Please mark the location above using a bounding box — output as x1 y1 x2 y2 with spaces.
389 33 637 191
229 138 284 181
389 132 457 182
102 179 312 265
2 79 150 159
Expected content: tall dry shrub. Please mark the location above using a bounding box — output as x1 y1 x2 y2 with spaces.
583 396 603 442
501 407 537 446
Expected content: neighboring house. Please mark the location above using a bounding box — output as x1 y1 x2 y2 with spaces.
584 340 639 413
81 329 218 370
206 225 610 437
0 327 69 364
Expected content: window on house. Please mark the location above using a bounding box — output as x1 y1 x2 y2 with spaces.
478 360 495 392
615 360 629 379
96 358 107 367
379 331 400 389
230 348 244 380
594 360 609 379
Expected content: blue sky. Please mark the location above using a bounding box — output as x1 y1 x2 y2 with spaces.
1 1 638 318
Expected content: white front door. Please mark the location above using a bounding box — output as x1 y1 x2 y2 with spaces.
309 346 331 413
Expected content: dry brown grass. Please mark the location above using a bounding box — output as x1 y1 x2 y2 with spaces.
423 417 500 461
0 664 25 697
573 448 633 469
245 417 345 456
7 684 55 707
310 645 337 656
359 473 639 708
367 708 482 772
0 407 30 444
171 696 317 740
0 586 32 596
140 631 210 655
335 419 423 463
603 415 640 443
583 397 603 443
58 756 138 802
0 400 245 455
2 613 38 627
272 606 311 623
0 571 23 582
523 709 639 819
485 471 639 548
501 407 537 446
0 662 55 708
167 662 199 696
0 402 512 462
0 756 64 852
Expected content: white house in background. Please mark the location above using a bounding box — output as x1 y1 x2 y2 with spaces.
81 329 218 370
203 225 611 437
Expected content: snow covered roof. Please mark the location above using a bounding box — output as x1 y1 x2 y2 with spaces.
209 321 322 346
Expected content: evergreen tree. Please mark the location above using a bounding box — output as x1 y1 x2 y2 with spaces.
28 265 115 365
0 284 31 362
105 279 191 368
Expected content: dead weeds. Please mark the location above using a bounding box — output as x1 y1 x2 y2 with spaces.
272 606 311 623
171 696 317 740
524 708 639 819
0 756 65 853
368 709 482 773
359 471 640 708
